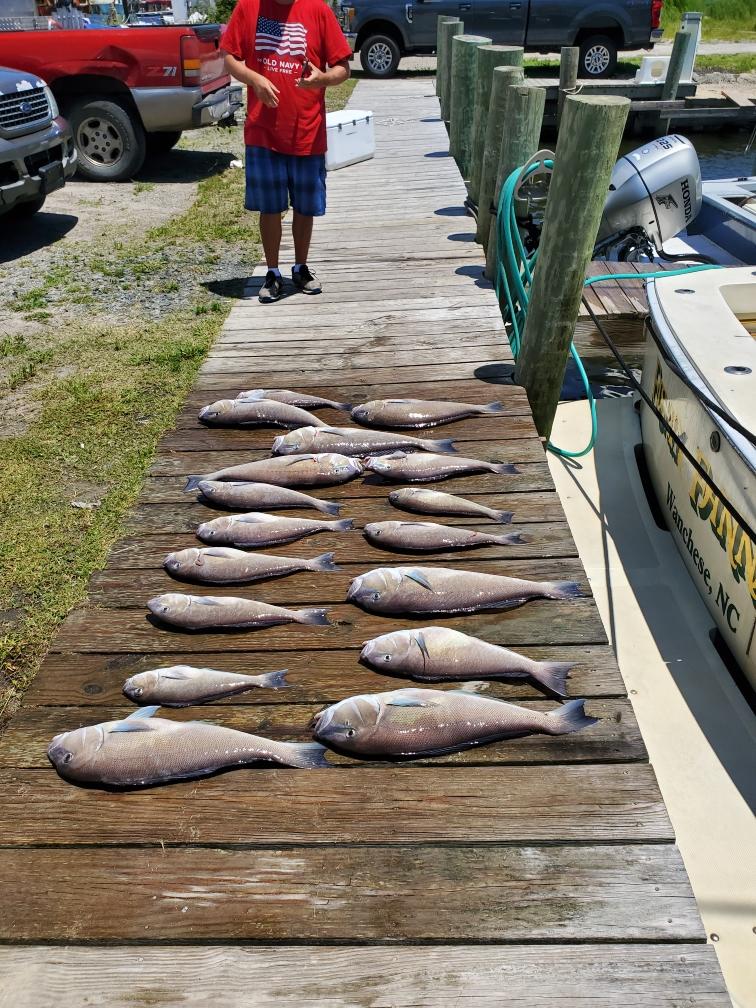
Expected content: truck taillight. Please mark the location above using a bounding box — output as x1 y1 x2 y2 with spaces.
651 0 663 29
181 34 202 85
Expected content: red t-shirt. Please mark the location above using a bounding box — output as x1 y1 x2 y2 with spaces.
222 0 352 156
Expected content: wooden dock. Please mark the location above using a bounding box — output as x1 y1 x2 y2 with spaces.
0 79 730 1006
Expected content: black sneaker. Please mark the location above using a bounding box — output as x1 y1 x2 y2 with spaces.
259 270 283 303
292 264 322 294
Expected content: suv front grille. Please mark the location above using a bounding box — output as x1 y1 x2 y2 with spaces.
0 87 52 136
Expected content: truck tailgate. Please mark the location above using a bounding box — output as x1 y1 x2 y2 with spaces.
186 24 227 93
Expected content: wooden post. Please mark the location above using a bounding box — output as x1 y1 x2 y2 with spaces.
662 30 688 101
439 19 464 125
475 65 524 250
468 45 523 205
449 34 492 176
514 95 630 438
484 83 546 280
557 46 579 126
436 15 460 107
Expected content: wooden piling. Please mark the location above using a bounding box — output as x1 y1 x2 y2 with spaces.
449 34 492 176
468 45 524 205
557 47 579 126
439 19 464 124
475 65 524 251
436 16 460 109
484 83 546 280
514 94 630 438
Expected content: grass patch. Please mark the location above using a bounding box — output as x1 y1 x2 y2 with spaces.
661 0 756 41
523 52 756 76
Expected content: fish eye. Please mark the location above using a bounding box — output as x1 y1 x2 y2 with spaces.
373 529 381 536
372 591 381 602
346 728 355 738
132 687 143 698
62 752 73 764
383 654 391 662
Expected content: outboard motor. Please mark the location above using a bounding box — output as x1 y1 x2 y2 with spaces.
596 135 703 260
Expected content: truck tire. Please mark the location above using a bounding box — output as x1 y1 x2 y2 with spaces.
360 34 401 77
69 98 146 182
146 130 183 155
579 35 618 78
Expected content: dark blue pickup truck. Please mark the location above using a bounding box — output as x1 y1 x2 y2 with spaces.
339 0 664 78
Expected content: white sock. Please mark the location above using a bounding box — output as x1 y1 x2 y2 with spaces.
268 267 282 278
293 263 306 272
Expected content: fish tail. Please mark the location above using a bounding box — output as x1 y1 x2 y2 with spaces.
184 475 205 492
335 402 353 411
316 499 341 515
259 669 290 689
547 580 583 600
531 661 573 700
481 401 504 413
298 607 332 626
334 518 354 532
545 698 598 735
491 509 514 524
495 531 525 545
278 741 330 769
429 438 457 454
308 552 341 572
490 463 519 475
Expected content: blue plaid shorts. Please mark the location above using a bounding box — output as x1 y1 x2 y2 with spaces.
245 145 327 217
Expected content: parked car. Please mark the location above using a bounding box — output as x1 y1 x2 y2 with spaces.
0 24 242 181
0 65 77 219
340 0 664 78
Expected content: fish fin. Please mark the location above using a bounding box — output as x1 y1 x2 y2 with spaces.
231 514 267 524
482 401 504 413
184 475 205 492
545 698 598 735
491 463 519 475
384 398 413 403
531 662 573 700
317 425 341 434
298 607 331 626
335 518 354 532
495 532 525 545
109 713 157 733
429 438 457 454
495 510 514 524
126 705 161 719
319 500 341 516
286 455 316 466
196 596 225 606
453 681 489 694
160 670 192 680
202 547 241 557
385 695 436 707
404 569 434 590
308 552 341 572
259 669 290 689
547 581 583 600
280 741 330 769
237 389 264 400
412 631 430 659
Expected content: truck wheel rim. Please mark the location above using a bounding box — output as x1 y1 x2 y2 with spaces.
368 42 393 74
584 44 610 75
77 116 124 168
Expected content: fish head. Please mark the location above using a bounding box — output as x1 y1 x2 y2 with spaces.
199 399 233 422
311 694 383 753
324 453 362 476
147 592 191 621
346 568 403 610
122 670 159 701
196 517 228 542
364 451 407 474
363 522 401 541
273 427 318 455
350 404 371 423
47 723 113 782
163 547 203 576
197 480 219 498
359 630 415 671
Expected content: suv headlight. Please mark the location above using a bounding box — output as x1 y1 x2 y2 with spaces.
44 86 60 119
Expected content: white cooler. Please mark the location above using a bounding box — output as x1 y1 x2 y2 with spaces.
325 109 375 171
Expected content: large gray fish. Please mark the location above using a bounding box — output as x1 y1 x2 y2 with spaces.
184 453 362 492
351 398 505 429
123 665 289 706
198 398 326 429
164 546 340 584
363 520 524 552
347 566 581 615
197 480 340 515
389 487 513 524
147 592 330 630
364 451 517 482
48 706 328 787
272 426 456 458
360 627 572 698
196 513 353 548
312 688 597 758
237 389 351 411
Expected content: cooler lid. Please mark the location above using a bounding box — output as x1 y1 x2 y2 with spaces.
326 109 373 129
651 266 756 434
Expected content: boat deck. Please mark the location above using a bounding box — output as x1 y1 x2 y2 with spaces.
0 79 729 1006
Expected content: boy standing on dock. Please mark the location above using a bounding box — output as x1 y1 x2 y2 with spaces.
222 0 352 303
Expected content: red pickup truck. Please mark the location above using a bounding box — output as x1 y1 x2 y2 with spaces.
0 24 242 181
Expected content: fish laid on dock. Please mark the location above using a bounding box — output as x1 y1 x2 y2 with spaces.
184 453 363 492
48 707 328 787
123 665 289 706
147 592 331 630
351 398 505 428
196 513 353 548
363 520 524 552
347 566 581 615
198 398 326 429
164 547 340 584
197 480 341 515
312 688 597 759
236 389 351 411
360 627 572 698
272 426 457 457
389 487 513 523
364 451 517 482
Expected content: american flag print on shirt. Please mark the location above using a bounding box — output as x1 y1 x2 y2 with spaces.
255 15 307 57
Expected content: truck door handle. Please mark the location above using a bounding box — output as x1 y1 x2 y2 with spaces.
459 2 471 9
510 2 522 7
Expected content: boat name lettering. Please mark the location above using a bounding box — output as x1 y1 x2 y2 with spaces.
666 484 712 592
688 453 756 607
652 362 682 466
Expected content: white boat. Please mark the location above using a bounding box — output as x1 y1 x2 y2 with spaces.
640 266 756 688
686 176 756 266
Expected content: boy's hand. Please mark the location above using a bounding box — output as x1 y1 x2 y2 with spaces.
297 63 328 89
252 75 280 107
